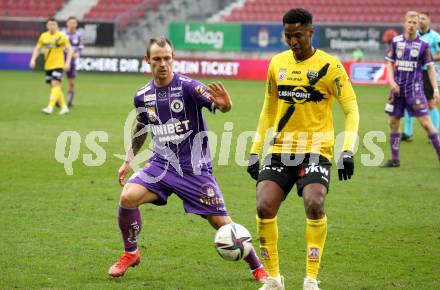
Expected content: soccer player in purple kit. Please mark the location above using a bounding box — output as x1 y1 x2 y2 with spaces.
107 37 268 283
63 16 83 108
382 11 440 167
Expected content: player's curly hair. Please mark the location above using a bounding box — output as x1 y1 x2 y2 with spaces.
283 8 313 26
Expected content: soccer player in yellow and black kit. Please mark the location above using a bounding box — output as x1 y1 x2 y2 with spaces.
247 8 359 290
30 17 73 115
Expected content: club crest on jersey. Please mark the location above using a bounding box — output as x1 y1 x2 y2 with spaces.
278 68 287 81
410 48 420 58
171 99 184 113
307 70 319 83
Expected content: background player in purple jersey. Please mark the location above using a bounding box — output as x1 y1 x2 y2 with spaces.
382 11 440 167
64 16 83 108
107 37 268 283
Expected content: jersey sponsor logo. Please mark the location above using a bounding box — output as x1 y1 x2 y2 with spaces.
287 77 303 81
148 119 191 142
171 86 182 91
170 92 183 98
292 70 301 74
396 48 403 58
278 68 287 81
277 85 326 104
305 163 329 176
395 60 417 71
147 107 157 122
308 247 320 261
143 93 156 102
171 99 184 113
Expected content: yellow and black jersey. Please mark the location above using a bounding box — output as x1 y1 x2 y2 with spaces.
36 31 71 70
250 49 359 160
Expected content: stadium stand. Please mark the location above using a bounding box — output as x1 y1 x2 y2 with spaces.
0 0 67 17
220 0 440 23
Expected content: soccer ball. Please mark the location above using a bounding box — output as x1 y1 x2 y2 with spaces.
214 223 252 261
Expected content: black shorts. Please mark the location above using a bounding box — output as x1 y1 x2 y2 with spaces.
257 153 332 197
423 70 433 101
45 68 63 84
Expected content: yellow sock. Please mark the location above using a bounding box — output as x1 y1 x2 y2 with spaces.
48 87 59 108
55 87 67 108
256 215 279 277
305 215 328 279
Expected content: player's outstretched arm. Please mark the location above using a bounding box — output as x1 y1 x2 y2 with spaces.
118 121 148 186
207 82 232 112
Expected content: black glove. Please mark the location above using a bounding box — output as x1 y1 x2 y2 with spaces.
247 154 260 181
337 151 354 181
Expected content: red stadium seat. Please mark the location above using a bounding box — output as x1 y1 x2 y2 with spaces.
220 0 440 25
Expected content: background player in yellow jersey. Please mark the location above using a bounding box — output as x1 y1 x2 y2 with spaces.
247 8 359 290
29 17 73 115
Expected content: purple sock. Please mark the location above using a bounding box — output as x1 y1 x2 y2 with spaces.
244 247 262 271
428 133 440 159
390 132 401 162
118 206 142 252
67 90 74 106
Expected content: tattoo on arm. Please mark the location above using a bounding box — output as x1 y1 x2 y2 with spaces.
126 121 148 161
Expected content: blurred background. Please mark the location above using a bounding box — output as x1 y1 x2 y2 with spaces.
1 0 439 82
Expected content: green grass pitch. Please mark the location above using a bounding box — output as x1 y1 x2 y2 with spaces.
0 70 439 289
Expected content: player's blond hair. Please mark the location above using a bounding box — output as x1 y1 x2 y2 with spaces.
405 11 419 21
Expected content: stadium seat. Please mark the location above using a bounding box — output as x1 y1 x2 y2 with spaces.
221 0 440 24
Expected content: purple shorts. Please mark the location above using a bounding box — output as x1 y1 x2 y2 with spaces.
128 161 228 217
385 91 429 118
67 62 77 79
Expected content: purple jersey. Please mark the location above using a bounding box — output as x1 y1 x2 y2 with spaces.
385 34 433 98
64 30 84 55
134 73 216 174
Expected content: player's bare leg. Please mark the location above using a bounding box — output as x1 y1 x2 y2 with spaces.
256 180 285 289
207 215 268 282
428 99 440 134
302 184 327 290
382 116 402 167
416 115 440 160
108 183 160 277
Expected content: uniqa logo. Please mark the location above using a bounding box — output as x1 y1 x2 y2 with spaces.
184 25 224 49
